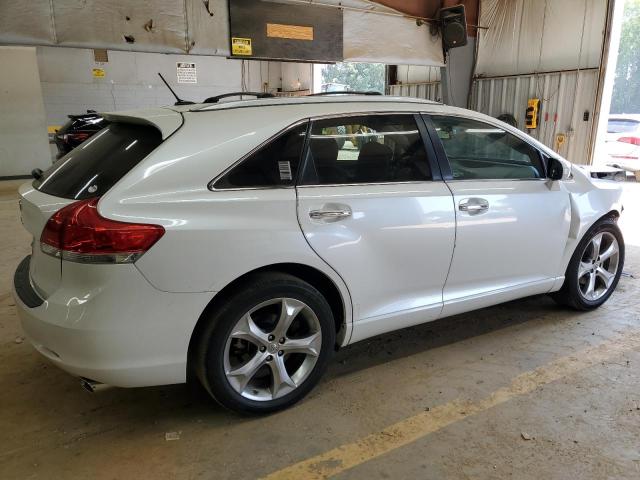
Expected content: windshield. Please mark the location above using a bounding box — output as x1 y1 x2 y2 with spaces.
34 123 162 200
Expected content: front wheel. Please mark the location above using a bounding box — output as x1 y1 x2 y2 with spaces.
552 218 624 310
195 273 335 414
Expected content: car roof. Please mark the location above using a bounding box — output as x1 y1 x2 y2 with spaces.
167 95 442 113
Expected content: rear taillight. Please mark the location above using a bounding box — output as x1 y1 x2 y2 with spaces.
40 198 165 264
617 136 640 146
67 132 90 142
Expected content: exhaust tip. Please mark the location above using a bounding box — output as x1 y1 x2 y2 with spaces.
80 377 111 393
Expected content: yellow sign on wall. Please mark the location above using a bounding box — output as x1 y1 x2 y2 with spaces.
231 37 252 56
525 98 540 129
92 68 105 78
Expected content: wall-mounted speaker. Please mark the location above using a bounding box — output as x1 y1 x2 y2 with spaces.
439 5 468 50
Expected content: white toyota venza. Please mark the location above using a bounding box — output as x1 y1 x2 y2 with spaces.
13 95 625 413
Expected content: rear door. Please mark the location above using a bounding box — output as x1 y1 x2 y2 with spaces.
296 113 455 341
425 114 571 316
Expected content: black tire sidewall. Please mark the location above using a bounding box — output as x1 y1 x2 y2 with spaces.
564 219 625 310
198 274 336 414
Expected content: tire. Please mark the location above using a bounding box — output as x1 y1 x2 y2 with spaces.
552 217 624 310
195 272 335 414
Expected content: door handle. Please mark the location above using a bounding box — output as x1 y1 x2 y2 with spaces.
458 198 489 215
309 206 352 222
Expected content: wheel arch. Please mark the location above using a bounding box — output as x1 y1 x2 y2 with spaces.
186 262 350 379
557 208 622 284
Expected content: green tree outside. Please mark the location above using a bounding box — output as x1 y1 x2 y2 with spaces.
321 62 385 93
611 0 640 113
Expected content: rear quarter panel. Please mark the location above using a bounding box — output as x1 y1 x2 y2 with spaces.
98 107 353 339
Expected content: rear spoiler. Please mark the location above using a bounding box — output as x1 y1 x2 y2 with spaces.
101 107 183 139
67 112 100 120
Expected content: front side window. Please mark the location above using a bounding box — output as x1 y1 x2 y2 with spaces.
430 116 544 180
302 114 431 185
213 123 307 189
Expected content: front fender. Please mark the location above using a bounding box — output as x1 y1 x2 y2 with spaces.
555 168 623 284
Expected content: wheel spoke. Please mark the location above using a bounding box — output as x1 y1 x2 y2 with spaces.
226 352 266 392
578 261 592 279
269 355 296 398
584 271 597 299
599 241 618 262
273 298 306 339
282 332 322 357
596 267 615 289
590 233 603 259
230 313 268 346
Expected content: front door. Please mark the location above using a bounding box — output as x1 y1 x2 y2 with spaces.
296 113 455 342
426 114 571 316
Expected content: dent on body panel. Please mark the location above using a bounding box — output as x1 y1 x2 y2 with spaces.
559 177 623 274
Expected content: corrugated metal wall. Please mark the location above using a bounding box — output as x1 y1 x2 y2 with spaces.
470 69 599 164
388 82 442 102
388 64 442 101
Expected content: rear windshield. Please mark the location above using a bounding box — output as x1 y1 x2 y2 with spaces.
34 123 162 199
607 119 640 133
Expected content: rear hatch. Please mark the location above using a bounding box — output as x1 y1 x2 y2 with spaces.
19 108 181 298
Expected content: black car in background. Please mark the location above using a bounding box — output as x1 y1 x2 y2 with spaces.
54 110 109 158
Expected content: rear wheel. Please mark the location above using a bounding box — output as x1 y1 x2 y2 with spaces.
552 218 624 310
195 273 335 414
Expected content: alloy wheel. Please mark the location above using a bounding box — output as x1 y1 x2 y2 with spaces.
577 231 620 301
223 298 322 401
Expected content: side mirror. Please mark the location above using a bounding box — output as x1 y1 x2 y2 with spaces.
547 157 564 180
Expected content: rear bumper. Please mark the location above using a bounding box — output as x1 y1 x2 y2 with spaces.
13 256 44 308
12 256 213 387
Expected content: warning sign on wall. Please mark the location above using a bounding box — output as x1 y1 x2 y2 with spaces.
92 68 105 78
176 62 197 84
231 37 252 56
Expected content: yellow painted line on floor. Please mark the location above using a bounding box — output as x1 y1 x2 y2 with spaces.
262 330 640 480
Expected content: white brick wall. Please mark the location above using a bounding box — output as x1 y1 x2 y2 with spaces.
36 46 289 126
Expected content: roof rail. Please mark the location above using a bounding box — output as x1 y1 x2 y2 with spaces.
203 92 275 103
307 91 383 96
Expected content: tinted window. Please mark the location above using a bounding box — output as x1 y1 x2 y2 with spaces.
214 123 307 189
302 114 431 185
607 119 640 133
35 123 162 200
431 116 544 180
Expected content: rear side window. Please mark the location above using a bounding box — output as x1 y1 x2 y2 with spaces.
35 123 162 199
430 116 544 180
301 114 431 185
213 123 307 189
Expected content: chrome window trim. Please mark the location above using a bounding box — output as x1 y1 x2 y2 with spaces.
423 111 560 182
444 178 549 183
297 180 437 189
209 111 439 192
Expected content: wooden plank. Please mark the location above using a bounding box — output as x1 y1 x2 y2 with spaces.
266 24 314 41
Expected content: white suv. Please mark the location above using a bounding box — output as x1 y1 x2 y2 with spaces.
13 95 624 413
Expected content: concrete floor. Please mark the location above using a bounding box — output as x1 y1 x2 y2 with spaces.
1 179 639 479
